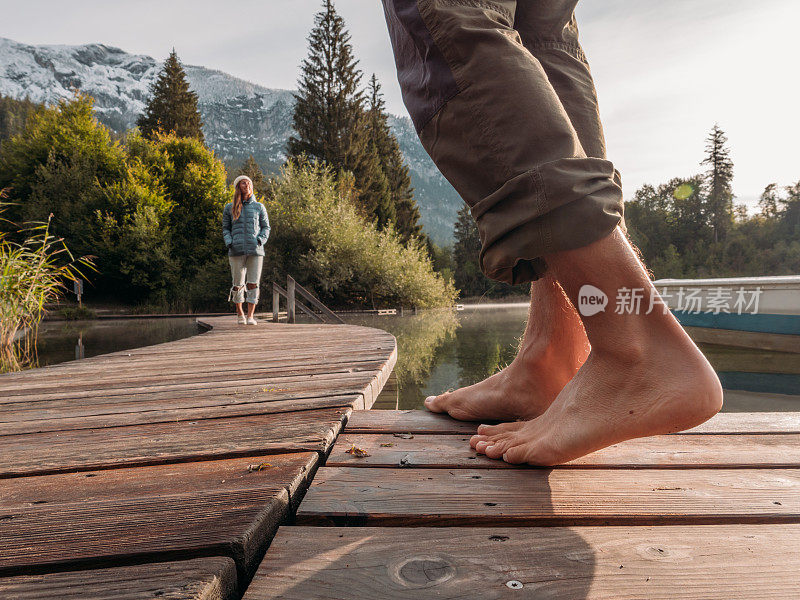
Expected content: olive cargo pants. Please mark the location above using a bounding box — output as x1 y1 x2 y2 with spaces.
382 0 624 284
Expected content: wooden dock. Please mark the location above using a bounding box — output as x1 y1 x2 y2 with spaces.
246 409 800 599
0 317 396 599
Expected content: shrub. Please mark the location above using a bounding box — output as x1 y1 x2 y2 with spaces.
265 160 457 309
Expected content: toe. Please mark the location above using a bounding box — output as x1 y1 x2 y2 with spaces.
474 440 491 453
501 444 528 464
470 434 488 449
484 436 515 459
424 395 445 413
477 421 525 436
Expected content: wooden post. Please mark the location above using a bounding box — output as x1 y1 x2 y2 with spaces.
287 276 296 324
74 278 83 308
291 278 345 324
272 284 280 323
75 333 84 360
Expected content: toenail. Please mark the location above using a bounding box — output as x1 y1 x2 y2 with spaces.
425 396 435 404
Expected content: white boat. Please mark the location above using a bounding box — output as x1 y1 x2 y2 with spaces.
653 276 800 353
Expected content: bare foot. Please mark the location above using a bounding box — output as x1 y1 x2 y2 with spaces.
425 278 590 422
470 314 723 465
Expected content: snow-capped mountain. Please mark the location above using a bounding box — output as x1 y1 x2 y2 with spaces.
0 37 461 243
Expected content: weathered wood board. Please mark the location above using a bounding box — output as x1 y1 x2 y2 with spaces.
246 525 800 600
344 409 800 435
328 432 800 468
297 466 800 526
0 316 398 597
0 453 319 576
0 557 238 600
0 408 348 477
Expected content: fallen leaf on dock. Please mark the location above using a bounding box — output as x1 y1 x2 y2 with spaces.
345 444 370 457
380 443 394 447
247 462 273 472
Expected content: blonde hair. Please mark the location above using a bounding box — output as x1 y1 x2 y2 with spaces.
232 179 254 221
232 186 244 221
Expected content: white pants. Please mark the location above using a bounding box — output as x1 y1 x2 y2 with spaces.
228 255 264 304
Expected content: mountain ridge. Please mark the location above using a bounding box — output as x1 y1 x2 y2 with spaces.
0 36 462 243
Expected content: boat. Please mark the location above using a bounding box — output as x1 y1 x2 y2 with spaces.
653 275 800 353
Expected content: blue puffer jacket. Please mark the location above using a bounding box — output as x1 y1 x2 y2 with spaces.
222 195 270 256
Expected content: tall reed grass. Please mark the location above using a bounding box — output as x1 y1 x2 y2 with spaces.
0 192 93 372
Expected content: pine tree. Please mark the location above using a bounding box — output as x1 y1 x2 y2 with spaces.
759 183 779 219
366 74 422 242
137 50 204 142
0 95 40 146
452 204 488 297
288 1 391 226
701 124 734 242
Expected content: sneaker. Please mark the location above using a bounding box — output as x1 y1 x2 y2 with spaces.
247 316 258 325
237 315 246 325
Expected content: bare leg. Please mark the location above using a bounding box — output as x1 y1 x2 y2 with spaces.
425 276 589 421
471 228 723 465
246 283 258 319
234 302 246 317
246 303 256 319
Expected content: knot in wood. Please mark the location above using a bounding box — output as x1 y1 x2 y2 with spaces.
389 555 456 588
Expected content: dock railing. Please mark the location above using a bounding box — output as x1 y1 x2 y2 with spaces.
272 275 345 325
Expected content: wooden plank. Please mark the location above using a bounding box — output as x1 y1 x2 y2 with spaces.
0 489 285 576
344 410 800 435
0 557 238 600
0 350 394 387
0 371 382 405
0 358 391 396
0 408 347 477
246 525 800 600
328 433 800 469
0 376 373 417
688 411 800 434
1 452 318 508
0 346 396 411
0 394 363 436
1 350 394 435
0 327 395 377
0 454 317 576
296 467 800 526
345 410 478 434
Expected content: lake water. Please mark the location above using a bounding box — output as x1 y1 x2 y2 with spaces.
30 318 203 367
27 308 800 412
338 305 800 412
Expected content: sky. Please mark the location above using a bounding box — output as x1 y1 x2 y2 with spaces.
2 0 799 207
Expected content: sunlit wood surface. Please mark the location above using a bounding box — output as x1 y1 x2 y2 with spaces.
0 317 396 599
247 408 800 599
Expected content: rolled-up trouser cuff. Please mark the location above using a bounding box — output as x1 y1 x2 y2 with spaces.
472 157 623 285
245 285 259 305
229 285 245 304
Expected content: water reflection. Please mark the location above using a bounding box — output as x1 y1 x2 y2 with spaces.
340 309 459 407
343 305 800 412
27 318 203 368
